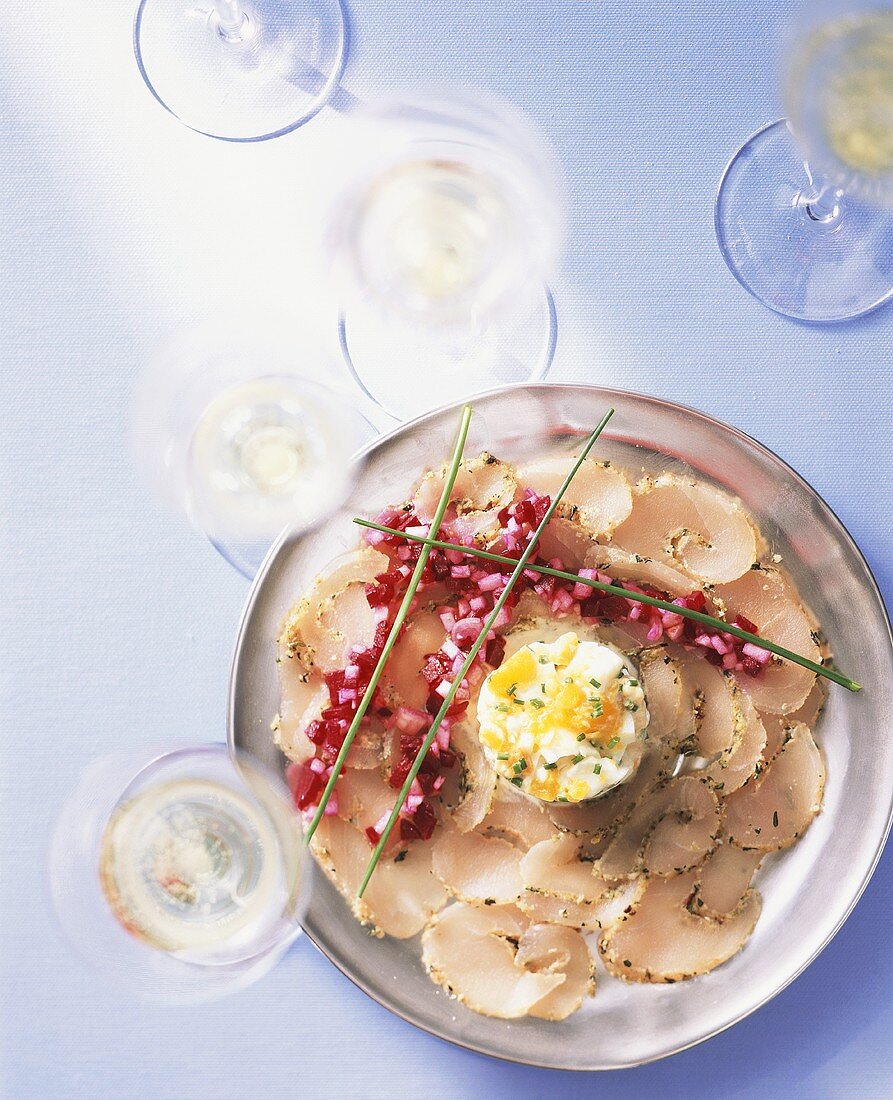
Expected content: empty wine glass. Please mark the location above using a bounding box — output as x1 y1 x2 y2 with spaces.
134 0 347 141
132 323 377 577
328 94 565 419
49 745 307 1003
716 0 893 322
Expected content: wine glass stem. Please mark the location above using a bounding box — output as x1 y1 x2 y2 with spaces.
800 162 844 227
214 0 247 36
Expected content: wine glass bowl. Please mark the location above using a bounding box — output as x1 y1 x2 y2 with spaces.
49 745 307 1003
785 5 893 207
328 95 565 418
131 324 377 577
715 1 893 322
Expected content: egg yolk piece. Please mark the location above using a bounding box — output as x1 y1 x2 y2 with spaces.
476 632 648 803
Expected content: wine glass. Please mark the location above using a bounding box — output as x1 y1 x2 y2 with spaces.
715 1 893 322
49 745 307 1003
328 94 565 419
134 0 347 141
132 323 378 578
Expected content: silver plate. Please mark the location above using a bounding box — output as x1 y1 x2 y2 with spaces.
228 384 893 1070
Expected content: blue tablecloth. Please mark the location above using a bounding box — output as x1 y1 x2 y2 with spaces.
3 1 891 1096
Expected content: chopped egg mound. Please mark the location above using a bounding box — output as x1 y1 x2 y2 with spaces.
476 632 648 804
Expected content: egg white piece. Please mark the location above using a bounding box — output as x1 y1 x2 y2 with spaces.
477 632 648 804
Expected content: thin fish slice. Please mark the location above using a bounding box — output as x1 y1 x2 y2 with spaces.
431 819 524 904
612 475 757 584
760 679 826 762
278 546 389 669
599 868 761 982
701 690 767 795
535 516 597 570
274 660 328 764
596 776 720 879
311 816 448 939
413 453 516 530
691 842 762 919
302 583 380 673
677 650 738 757
714 567 820 714
335 766 399 834
587 543 697 598
480 787 556 848
518 877 645 932
520 833 614 903
639 647 684 740
517 890 605 931
447 718 497 832
517 924 595 1020
422 903 564 1019
379 610 446 711
725 721 825 851
515 455 633 536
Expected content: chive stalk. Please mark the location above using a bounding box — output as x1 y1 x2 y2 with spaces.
352 521 860 692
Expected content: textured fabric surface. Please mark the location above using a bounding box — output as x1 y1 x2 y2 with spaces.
2 1 892 1097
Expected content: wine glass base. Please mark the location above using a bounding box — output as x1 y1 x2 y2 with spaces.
339 284 558 421
715 119 893 322
134 0 346 141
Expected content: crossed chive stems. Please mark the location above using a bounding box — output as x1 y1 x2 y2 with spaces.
302 405 859 895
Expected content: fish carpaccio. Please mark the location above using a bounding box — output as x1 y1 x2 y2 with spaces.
273 451 827 1019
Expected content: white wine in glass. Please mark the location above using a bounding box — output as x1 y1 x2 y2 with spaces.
134 0 346 141
715 2 893 322
132 326 376 577
50 746 307 1003
330 95 564 419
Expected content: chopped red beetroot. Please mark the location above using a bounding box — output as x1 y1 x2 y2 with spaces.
484 634 506 668
399 798 437 841
286 762 325 811
421 651 453 687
